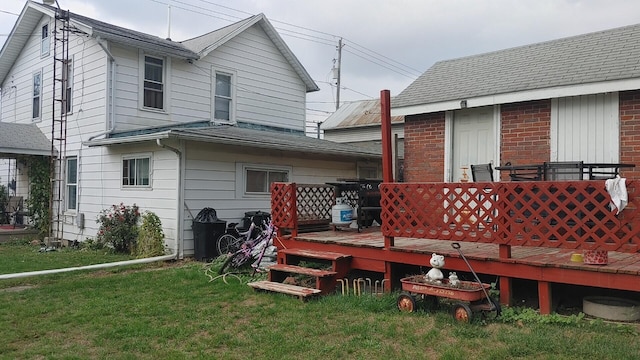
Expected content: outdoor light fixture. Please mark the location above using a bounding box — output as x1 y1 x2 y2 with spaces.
460 100 467 108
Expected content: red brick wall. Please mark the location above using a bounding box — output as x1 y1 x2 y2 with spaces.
500 100 551 179
620 90 640 179
403 112 445 182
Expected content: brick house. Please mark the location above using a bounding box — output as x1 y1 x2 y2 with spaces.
392 23 640 182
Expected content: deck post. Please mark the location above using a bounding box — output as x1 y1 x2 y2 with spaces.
380 89 394 248
498 244 512 307
538 281 552 315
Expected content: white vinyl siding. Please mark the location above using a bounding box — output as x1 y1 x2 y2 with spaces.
551 93 619 163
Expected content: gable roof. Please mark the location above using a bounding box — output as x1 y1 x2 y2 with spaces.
181 14 319 92
393 22 640 116
321 99 404 130
0 122 53 157
0 2 318 92
85 124 381 160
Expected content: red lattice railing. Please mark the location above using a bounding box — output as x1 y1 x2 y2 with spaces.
271 183 334 236
380 181 640 253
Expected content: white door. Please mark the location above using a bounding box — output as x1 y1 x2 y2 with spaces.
452 107 496 182
551 93 619 163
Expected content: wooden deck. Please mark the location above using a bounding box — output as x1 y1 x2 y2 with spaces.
276 227 640 311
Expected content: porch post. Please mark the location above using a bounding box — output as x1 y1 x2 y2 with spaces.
499 244 512 308
380 90 394 248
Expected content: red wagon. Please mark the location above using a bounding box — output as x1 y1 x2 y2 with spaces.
397 243 501 322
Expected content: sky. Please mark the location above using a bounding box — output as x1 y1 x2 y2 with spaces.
2 0 640 134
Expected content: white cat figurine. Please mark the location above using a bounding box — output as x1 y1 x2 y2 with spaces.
425 253 445 283
448 272 460 287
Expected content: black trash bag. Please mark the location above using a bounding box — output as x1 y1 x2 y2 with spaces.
194 207 219 222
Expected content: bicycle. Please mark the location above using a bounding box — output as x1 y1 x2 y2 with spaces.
218 220 277 275
216 215 270 256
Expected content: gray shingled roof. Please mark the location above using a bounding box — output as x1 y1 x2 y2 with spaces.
0 122 52 157
39 3 199 60
393 23 640 109
85 125 381 159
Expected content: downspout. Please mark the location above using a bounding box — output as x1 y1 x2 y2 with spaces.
157 138 183 258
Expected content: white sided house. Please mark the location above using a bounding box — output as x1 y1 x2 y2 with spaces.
0 1 380 257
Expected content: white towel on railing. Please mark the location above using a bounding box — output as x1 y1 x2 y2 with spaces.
605 175 628 215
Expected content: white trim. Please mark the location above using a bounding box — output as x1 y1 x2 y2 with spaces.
392 78 640 116
121 153 153 189
235 163 291 198
443 111 453 182
138 51 170 113
211 66 237 124
493 104 501 179
66 156 78 212
40 21 50 58
32 70 42 122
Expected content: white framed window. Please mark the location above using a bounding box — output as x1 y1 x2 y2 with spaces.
63 59 73 114
41 23 50 57
143 55 164 110
122 155 151 187
237 163 291 197
32 71 42 120
212 68 236 122
66 157 77 211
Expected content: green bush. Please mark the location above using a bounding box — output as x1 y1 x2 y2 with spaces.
96 203 140 253
0 184 8 224
134 211 166 258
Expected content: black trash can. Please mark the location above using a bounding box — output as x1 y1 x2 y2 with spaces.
192 208 227 261
239 211 271 231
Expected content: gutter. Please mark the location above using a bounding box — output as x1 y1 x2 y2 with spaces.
156 139 183 258
0 254 177 280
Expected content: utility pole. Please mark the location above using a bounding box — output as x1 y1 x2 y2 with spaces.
334 38 344 110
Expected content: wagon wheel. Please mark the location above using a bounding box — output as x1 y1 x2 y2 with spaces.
397 292 417 313
482 298 502 321
452 302 473 323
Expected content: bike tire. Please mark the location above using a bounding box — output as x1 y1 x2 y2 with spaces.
217 234 242 255
219 252 243 275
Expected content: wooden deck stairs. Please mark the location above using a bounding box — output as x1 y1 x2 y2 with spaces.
248 248 352 300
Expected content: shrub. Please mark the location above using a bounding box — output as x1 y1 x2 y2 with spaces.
134 211 166 258
96 203 140 253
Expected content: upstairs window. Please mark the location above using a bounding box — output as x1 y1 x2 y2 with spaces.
41 24 50 57
214 72 232 121
123 156 151 187
63 59 73 114
143 56 164 110
66 157 77 210
32 71 41 120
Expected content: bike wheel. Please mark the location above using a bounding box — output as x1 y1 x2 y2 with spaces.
217 234 242 255
218 252 242 275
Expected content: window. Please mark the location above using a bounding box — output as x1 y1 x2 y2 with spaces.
143 56 164 109
245 167 289 194
214 72 232 121
63 59 73 114
32 71 41 120
66 157 77 210
41 24 49 57
122 156 151 187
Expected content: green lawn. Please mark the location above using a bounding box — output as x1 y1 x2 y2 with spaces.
1 241 639 359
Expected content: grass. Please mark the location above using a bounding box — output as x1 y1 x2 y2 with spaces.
1 241 640 359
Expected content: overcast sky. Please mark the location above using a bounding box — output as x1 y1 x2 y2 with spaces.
2 0 640 131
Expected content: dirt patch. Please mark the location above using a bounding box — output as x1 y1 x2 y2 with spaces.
1 285 37 293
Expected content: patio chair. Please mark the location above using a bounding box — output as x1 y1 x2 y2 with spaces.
543 161 584 181
470 163 494 182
